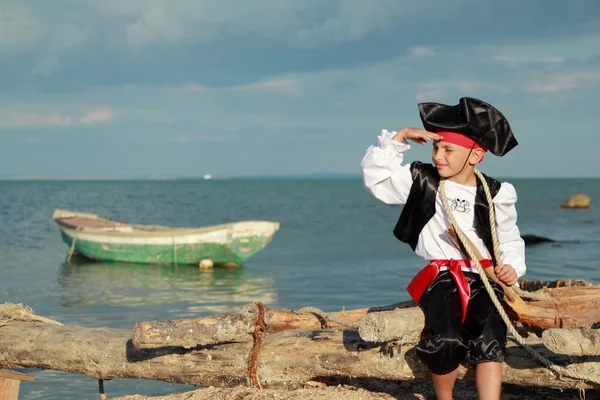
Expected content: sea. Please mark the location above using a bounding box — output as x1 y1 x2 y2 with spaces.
1 178 599 399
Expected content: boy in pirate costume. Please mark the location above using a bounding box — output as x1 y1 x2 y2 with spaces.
360 97 525 400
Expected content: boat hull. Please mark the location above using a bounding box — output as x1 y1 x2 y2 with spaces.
54 210 279 267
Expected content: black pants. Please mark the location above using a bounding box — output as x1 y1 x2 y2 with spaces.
416 271 507 375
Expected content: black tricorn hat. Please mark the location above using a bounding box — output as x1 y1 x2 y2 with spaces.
418 97 518 156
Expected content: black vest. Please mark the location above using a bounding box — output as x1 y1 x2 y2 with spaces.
392 161 502 265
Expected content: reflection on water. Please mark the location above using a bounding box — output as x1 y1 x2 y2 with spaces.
57 258 278 316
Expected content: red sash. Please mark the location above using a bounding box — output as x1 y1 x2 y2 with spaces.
407 259 493 323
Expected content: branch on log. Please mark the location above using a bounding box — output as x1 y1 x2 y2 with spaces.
543 328 600 356
0 321 598 390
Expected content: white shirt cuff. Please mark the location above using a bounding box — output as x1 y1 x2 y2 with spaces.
377 130 411 152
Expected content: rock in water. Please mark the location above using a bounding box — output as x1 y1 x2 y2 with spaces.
561 193 591 208
521 234 554 246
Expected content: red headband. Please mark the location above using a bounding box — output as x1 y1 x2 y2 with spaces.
437 131 488 152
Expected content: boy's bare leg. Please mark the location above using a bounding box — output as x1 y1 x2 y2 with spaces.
475 361 502 400
431 369 458 400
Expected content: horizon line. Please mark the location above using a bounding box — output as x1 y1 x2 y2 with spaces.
2 174 600 181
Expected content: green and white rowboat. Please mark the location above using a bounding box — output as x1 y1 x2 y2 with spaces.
53 209 280 267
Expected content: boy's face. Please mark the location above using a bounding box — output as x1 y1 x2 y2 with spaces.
431 140 483 178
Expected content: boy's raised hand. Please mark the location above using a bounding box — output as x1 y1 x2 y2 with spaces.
495 264 518 286
393 128 442 145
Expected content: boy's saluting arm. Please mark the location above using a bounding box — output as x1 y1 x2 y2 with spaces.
360 128 441 205
360 129 432 204
360 129 414 205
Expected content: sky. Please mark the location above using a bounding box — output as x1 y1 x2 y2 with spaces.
1 1 600 178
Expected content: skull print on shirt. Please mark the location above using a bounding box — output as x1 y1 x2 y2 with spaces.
450 198 471 213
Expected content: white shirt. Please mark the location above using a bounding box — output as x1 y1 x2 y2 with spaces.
360 129 526 278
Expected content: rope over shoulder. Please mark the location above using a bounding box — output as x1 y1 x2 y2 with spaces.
440 169 600 385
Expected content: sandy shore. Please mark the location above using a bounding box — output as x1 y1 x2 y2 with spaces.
114 380 598 400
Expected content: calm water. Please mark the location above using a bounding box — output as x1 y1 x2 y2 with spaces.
1 178 599 399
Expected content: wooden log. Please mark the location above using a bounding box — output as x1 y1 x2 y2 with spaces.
358 308 424 343
132 283 600 350
543 328 600 356
0 321 598 390
132 301 414 349
0 321 251 388
359 290 600 343
360 302 600 343
132 303 259 349
510 286 600 329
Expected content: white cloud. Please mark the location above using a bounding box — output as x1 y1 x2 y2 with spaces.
0 110 73 128
150 79 299 95
525 72 600 93
29 57 61 77
168 133 235 143
1 0 472 53
99 0 405 45
30 23 97 76
0 107 115 129
416 84 446 102
409 46 435 57
0 5 43 55
0 5 97 74
80 108 115 124
477 34 600 67
415 81 508 101
493 56 565 67
175 83 208 92
230 79 302 95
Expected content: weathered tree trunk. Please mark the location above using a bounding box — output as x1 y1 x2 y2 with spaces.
132 301 415 349
132 303 259 349
0 321 598 390
358 308 424 343
543 328 600 356
360 283 600 343
0 321 251 387
132 283 600 348
510 285 600 329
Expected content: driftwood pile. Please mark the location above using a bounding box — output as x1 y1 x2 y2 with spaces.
0 279 599 398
